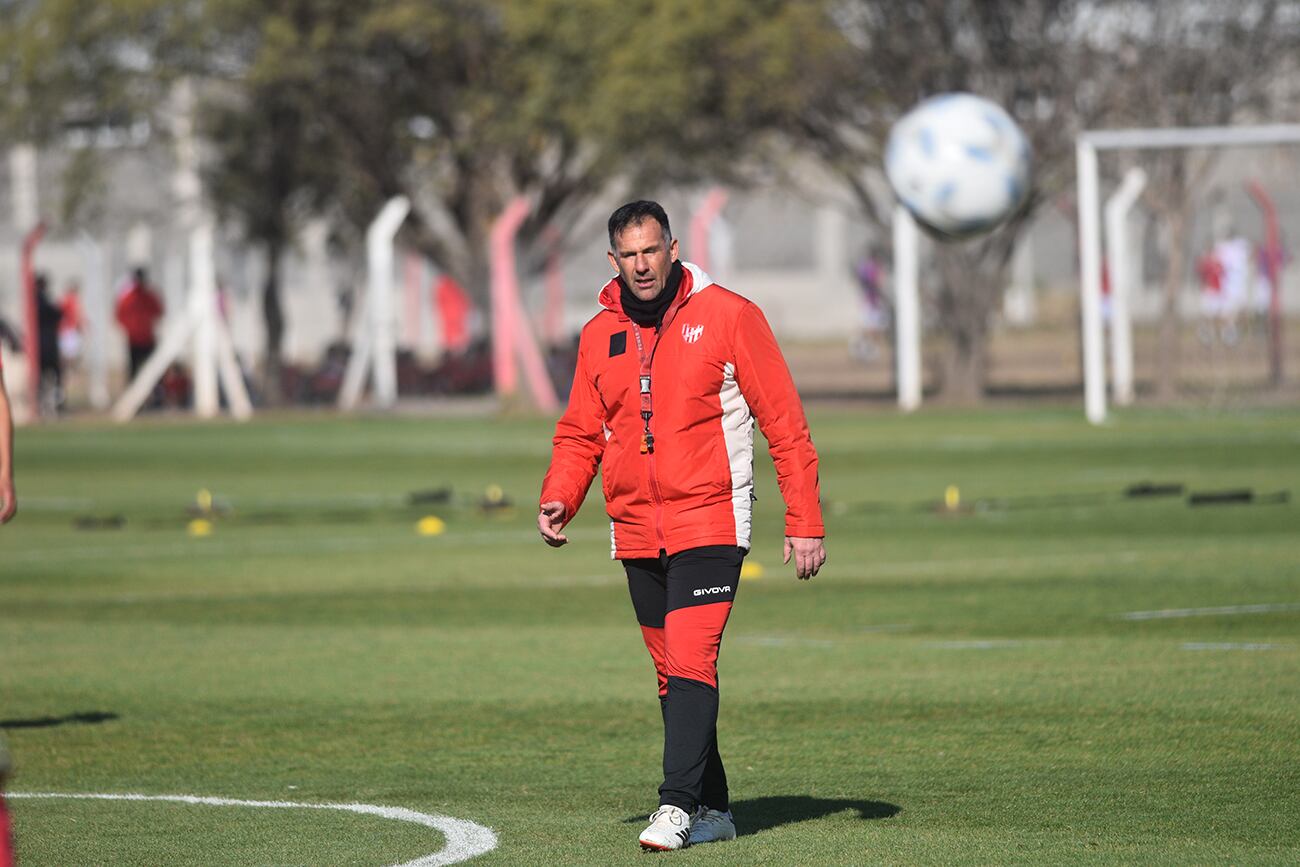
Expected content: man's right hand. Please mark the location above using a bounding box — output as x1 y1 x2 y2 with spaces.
538 501 569 547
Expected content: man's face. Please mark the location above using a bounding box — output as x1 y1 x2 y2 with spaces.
608 219 679 302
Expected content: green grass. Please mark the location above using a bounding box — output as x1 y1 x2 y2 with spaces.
2 407 1298 865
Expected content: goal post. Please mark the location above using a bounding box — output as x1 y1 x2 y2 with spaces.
1076 123 1300 425
892 205 922 412
1105 167 1147 407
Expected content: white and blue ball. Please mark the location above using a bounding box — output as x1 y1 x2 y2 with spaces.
885 93 1032 240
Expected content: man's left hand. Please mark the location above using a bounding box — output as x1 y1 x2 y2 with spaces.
783 536 826 580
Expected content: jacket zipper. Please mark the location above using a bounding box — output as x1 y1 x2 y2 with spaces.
636 324 669 552
647 449 667 551
635 306 682 554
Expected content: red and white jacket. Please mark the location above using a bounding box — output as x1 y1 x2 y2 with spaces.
541 262 823 559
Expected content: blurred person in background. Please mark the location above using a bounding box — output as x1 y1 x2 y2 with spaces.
115 266 164 378
35 274 64 414
59 281 85 368
851 247 890 363
59 281 86 405
115 266 165 391
1196 246 1225 345
1213 231 1251 345
538 200 826 852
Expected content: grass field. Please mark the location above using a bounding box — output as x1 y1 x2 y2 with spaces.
2 406 1299 865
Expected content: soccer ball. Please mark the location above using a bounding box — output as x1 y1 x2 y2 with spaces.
885 93 1032 240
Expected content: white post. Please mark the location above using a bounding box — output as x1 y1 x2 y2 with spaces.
339 196 409 410
9 145 38 231
337 306 372 411
417 258 440 362
893 205 922 412
1104 167 1147 407
78 233 111 410
1004 235 1037 326
301 217 334 371
126 223 154 271
171 79 201 223
1077 141 1106 425
368 196 409 408
192 221 219 417
10 144 39 423
214 317 253 421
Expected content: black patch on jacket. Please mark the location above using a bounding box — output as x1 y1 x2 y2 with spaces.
609 330 627 357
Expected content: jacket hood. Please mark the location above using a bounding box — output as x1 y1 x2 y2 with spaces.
597 261 713 317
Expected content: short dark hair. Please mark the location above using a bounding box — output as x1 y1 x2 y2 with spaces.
608 200 671 250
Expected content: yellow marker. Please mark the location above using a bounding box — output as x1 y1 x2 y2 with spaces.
484 484 504 504
944 485 961 511
416 515 446 536
741 562 764 580
187 518 213 537
197 488 213 513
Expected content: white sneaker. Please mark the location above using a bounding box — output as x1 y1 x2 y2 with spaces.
688 808 736 845
638 804 698 851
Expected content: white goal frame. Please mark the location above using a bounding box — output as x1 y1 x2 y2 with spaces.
1076 123 1300 425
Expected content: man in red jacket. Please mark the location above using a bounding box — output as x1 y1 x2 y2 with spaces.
539 201 826 851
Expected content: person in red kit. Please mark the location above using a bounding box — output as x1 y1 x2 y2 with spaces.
115 267 165 382
538 201 826 851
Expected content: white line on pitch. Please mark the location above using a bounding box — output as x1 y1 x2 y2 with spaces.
1115 603 1300 621
7 792 497 867
734 635 837 648
1181 642 1291 652
922 640 1059 650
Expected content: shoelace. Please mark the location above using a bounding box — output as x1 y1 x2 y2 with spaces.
649 807 684 826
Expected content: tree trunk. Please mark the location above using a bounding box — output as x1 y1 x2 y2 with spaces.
932 246 997 405
1155 209 1185 402
262 239 285 405
938 309 990 405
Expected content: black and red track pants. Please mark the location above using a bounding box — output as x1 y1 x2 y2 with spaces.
624 545 743 813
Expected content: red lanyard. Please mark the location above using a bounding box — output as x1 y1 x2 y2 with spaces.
630 323 655 453
629 293 683 455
